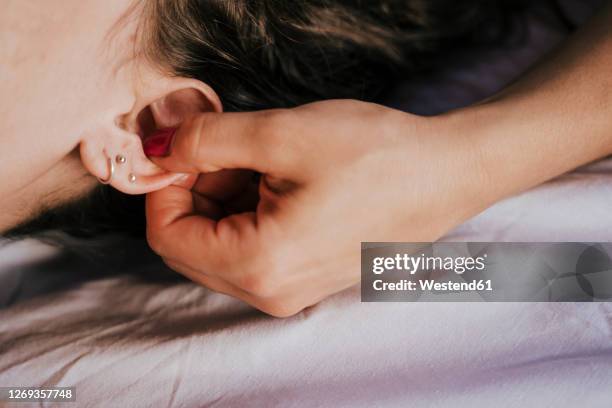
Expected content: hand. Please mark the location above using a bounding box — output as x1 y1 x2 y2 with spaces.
145 100 488 317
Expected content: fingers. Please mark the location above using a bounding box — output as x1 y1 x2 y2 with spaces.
146 184 259 274
192 169 254 202
151 110 304 177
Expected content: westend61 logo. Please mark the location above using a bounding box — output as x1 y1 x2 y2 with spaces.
372 253 487 275
361 242 612 302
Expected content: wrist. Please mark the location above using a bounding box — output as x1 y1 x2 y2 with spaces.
444 4 612 205
406 113 499 229
438 90 612 207
433 103 527 207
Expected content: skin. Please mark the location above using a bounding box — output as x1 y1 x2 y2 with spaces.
0 0 218 232
1 0 119 229
146 4 612 317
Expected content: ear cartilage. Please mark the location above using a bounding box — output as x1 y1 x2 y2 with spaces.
115 154 127 164
128 173 137 183
97 156 115 185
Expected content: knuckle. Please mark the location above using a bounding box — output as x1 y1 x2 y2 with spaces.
252 111 279 143
160 257 180 272
254 109 300 166
238 252 281 298
186 116 207 164
259 298 303 318
256 109 295 144
239 268 278 298
146 228 165 255
176 114 217 171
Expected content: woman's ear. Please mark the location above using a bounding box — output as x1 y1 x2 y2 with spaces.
80 78 222 194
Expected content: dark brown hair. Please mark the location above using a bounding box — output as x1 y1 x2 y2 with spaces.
143 0 529 111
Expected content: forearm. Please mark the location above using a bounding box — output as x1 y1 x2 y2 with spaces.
444 2 612 207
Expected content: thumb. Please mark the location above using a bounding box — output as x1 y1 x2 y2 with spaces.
144 111 299 175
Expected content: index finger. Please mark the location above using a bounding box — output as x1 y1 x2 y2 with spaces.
145 183 258 275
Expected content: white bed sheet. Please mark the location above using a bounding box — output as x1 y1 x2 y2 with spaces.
1 1 611 407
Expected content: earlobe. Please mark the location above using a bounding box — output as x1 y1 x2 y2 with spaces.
80 125 186 194
80 78 221 194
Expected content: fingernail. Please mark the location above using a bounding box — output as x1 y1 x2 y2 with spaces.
143 128 177 157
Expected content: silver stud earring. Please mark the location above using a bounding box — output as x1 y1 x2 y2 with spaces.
114 154 136 183
97 155 115 184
